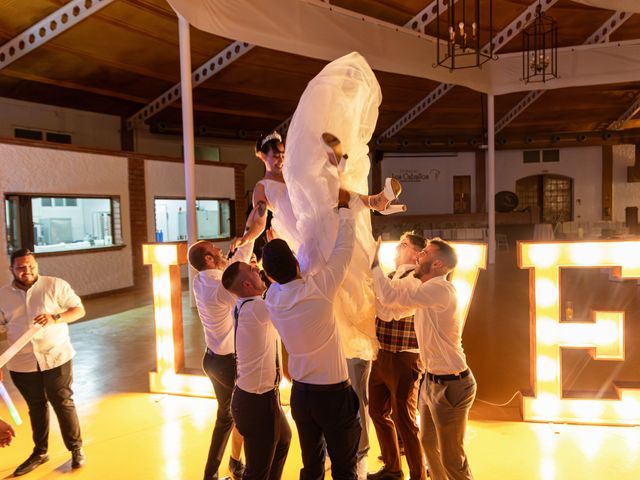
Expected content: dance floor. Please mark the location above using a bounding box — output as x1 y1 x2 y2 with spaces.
2 262 640 479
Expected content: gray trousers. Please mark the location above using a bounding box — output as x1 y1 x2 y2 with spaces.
347 357 372 461
419 370 476 480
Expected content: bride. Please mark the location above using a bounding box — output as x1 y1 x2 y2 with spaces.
232 51 400 478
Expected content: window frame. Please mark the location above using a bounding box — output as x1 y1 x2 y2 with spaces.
4 192 125 257
152 196 235 243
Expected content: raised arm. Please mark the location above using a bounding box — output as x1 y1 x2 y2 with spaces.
312 207 355 298
231 182 269 251
372 267 449 311
375 274 419 322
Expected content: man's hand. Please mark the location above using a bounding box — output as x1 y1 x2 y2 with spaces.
265 228 277 242
0 418 15 447
33 314 53 327
338 189 351 209
371 236 382 269
230 237 245 252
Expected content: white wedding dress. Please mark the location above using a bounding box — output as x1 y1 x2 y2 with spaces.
278 51 382 360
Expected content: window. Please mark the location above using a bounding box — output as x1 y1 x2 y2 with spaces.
14 128 43 141
542 149 560 162
516 174 573 223
4 195 123 255
523 150 540 163
154 198 233 242
14 128 72 144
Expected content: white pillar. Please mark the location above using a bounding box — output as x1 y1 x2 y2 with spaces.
178 14 197 302
487 94 496 264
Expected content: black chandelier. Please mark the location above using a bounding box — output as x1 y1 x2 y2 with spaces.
435 0 494 70
522 2 558 83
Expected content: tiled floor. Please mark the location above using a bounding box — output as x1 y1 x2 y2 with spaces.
1 276 640 478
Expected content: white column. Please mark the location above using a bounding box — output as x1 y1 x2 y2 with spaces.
178 14 197 302
487 94 496 264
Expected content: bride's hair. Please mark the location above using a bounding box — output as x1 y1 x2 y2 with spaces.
255 131 283 155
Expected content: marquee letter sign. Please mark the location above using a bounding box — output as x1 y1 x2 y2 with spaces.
143 243 214 396
519 241 640 425
378 241 487 324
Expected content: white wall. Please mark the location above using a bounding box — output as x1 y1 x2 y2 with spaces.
381 152 476 215
380 147 604 222
0 144 133 295
496 147 602 222
144 159 236 255
135 128 261 199
0 97 121 150
612 145 640 223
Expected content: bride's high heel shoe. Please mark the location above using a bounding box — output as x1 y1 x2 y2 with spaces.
369 177 407 215
321 132 348 169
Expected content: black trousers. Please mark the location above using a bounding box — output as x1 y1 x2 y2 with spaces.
232 387 291 480
10 360 82 453
291 381 361 480
202 350 237 479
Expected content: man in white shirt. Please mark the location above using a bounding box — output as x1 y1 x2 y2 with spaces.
221 260 291 480
0 249 86 476
188 241 253 480
372 238 476 480
262 206 361 480
368 233 426 480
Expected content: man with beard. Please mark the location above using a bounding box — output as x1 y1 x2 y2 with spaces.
0 249 86 476
188 241 254 480
371 238 476 480
368 233 427 480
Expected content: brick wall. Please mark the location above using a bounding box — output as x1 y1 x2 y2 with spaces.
234 165 247 236
128 157 149 288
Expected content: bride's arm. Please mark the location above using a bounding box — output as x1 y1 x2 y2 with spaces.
231 182 269 250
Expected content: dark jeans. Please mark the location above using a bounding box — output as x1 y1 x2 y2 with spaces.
10 360 82 453
291 381 361 480
202 350 237 479
232 387 291 480
369 350 425 479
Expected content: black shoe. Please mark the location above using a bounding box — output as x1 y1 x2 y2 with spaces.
228 457 245 480
367 466 404 480
13 452 50 476
71 448 86 469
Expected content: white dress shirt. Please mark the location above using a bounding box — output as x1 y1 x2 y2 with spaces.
265 208 355 385
192 243 252 355
0 276 82 372
375 263 420 322
234 296 282 394
373 268 468 375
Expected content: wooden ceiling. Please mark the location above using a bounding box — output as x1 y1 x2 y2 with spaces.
1 0 639 150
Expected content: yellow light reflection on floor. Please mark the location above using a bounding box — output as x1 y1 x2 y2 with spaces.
3 392 640 479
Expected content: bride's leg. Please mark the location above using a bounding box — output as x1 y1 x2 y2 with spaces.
353 178 406 214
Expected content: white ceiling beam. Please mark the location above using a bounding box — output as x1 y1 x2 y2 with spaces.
127 40 254 129
496 10 633 133
0 0 114 71
609 94 640 130
377 0 561 142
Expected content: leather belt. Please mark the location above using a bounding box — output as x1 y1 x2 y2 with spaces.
292 379 351 392
426 368 470 384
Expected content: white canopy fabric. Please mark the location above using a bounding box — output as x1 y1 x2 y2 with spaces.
571 0 640 13
167 0 640 95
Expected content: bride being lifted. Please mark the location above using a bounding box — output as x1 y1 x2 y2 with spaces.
231 51 404 476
